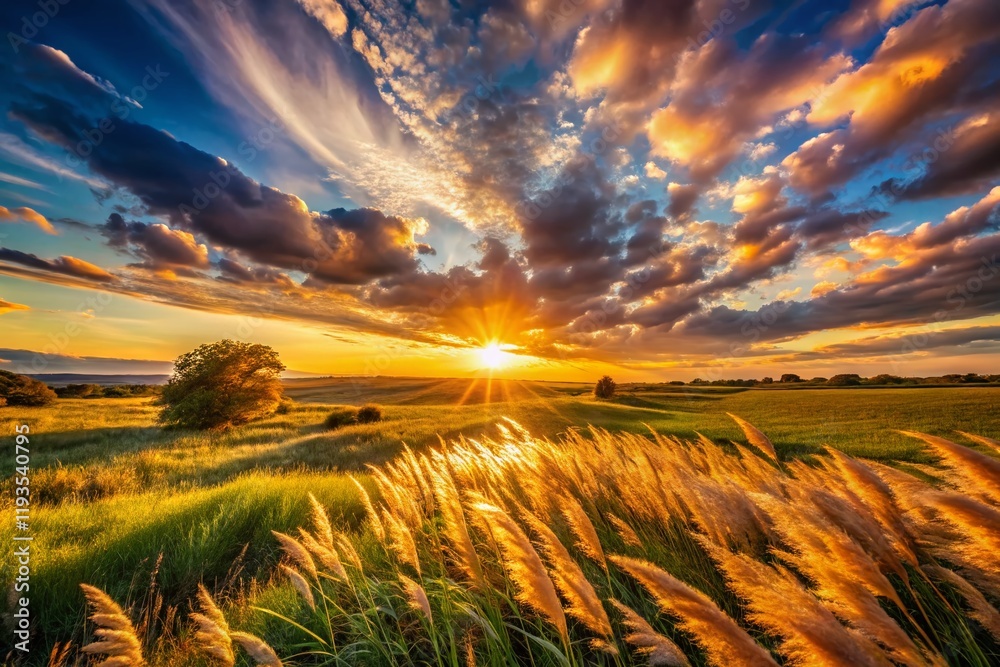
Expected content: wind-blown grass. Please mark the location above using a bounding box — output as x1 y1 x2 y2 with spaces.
65 416 997 667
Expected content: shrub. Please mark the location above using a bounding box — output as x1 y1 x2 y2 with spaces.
55 383 103 398
0 369 57 406
594 375 616 399
356 404 383 424
158 340 285 430
827 373 862 386
324 407 359 429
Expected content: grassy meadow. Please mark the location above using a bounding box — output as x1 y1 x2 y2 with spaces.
2 378 999 665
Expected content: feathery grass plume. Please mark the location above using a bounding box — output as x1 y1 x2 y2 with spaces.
272 531 318 580
402 444 435 514
46 642 72 667
609 555 779 667
957 431 1000 454
869 461 1000 597
336 532 364 573
560 494 608 570
399 573 433 624
922 565 1000 642
350 475 385 541
307 493 335 548
79 583 146 667
191 584 235 667
700 540 891 667
522 512 615 650
280 565 315 611
230 631 282 667
430 466 484 587
727 414 778 462
753 495 931 666
921 491 1000 594
384 510 422 577
782 470 909 581
299 529 348 581
610 600 689 667
607 513 643 548
821 449 919 568
464 631 478 667
370 467 424 530
901 431 1000 504
472 501 569 643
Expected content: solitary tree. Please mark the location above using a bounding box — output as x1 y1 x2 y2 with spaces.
0 370 57 406
594 375 617 399
158 340 285 429
779 373 801 383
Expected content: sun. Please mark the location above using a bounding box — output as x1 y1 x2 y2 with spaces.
480 342 505 369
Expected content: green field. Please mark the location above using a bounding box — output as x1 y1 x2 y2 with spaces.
2 378 999 665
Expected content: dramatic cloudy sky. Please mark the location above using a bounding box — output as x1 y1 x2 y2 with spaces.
1 0 999 380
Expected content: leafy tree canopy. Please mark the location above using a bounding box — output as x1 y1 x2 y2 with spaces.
158 340 285 430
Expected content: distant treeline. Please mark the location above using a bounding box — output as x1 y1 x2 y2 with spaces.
679 373 1000 387
52 383 162 398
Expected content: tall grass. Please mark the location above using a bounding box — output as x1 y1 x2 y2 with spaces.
65 418 1000 665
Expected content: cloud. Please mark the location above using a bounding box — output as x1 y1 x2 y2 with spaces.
0 132 107 189
0 248 116 282
0 347 172 375
0 171 46 190
647 34 850 180
0 205 56 234
101 213 209 269
10 92 432 286
294 0 348 38
0 298 29 315
785 0 1000 195
880 112 1000 200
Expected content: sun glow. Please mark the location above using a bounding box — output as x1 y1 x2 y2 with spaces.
480 342 505 369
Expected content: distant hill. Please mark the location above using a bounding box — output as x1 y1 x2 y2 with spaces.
30 374 171 386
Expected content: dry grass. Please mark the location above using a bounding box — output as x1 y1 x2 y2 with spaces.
57 418 1000 666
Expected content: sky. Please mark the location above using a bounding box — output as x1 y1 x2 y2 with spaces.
0 0 999 381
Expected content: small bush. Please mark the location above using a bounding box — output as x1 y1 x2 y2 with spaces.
594 375 616 399
0 370 57 406
827 373 862 386
356 404 383 424
324 407 359 429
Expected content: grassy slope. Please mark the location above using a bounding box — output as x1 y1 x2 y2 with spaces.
2 378 999 662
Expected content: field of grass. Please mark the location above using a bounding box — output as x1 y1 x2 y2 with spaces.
2 378 999 665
